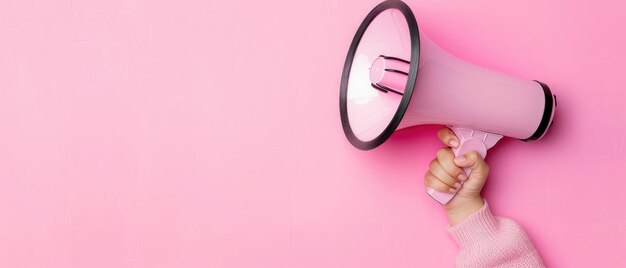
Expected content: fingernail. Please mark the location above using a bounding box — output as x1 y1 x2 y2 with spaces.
449 139 459 147
455 156 465 163
453 182 461 189
448 188 458 193
458 174 467 181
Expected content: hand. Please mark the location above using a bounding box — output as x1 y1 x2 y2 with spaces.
424 127 491 225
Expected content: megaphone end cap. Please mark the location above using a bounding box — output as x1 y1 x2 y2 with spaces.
521 80 556 142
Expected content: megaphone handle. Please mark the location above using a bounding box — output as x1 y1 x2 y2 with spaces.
427 127 502 205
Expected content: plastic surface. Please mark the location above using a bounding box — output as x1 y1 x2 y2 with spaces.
397 33 549 140
343 1 555 150
427 127 503 205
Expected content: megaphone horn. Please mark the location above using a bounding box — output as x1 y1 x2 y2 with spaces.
339 0 556 205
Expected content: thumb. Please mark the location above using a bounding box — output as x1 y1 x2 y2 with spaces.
453 150 490 194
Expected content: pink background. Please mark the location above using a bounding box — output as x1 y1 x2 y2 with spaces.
1 0 625 267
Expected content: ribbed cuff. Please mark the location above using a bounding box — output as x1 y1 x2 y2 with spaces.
448 200 500 248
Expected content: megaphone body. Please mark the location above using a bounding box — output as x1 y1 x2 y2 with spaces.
339 0 556 204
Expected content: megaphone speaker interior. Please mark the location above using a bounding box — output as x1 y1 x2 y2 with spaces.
339 0 557 204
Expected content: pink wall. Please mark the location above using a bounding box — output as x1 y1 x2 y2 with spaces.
1 0 625 267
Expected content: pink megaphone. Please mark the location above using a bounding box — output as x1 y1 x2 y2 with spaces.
339 0 556 205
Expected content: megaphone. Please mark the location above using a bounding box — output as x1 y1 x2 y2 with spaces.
339 0 556 205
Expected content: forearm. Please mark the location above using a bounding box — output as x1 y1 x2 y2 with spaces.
448 200 544 268
445 197 484 225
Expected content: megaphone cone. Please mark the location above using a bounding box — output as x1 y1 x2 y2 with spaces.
339 0 556 204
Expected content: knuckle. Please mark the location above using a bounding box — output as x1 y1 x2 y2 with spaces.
429 159 438 170
465 151 482 164
466 150 480 159
440 159 456 173
425 173 447 191
436 148 451 159
424 172 434 186
450 165 463 176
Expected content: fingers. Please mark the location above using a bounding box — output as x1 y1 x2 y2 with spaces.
436 148 467 182
425 171 458 193
437 127 460 148
453 151 489 183
429 159 461 189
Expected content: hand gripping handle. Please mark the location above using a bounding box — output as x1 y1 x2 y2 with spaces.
426 127 503 205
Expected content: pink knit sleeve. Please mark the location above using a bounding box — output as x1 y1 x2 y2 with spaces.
448 201 544 268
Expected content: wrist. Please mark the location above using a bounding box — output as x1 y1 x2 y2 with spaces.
445 197 484 225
